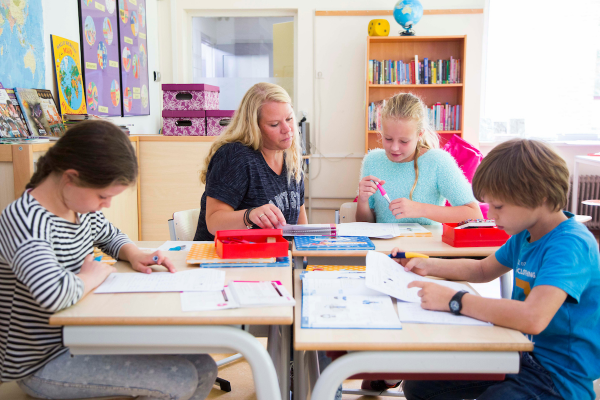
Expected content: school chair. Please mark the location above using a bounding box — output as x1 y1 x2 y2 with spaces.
335 202 358 224
167 208 201 241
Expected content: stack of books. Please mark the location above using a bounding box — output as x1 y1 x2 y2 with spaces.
368 56 461 85
63 114 132 135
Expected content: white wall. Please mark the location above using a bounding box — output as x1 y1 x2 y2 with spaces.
42 0 161 135
158 0 486 222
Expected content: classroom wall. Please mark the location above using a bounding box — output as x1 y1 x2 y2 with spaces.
157 0 486 222
41 0 162 135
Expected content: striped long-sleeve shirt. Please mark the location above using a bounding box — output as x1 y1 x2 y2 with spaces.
0 191 132 381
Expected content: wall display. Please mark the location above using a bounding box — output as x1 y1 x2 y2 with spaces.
79 0 122 116
117 0 150 116
14 88 66 137
51 35 87 115
0 0 45 89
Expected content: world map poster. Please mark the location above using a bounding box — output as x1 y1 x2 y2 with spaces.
79 0 122 116
118 0 149 116
51 35 87 115
0 0 45 89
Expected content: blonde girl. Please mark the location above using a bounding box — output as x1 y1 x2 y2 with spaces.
194 82 307 241
356 93 482 224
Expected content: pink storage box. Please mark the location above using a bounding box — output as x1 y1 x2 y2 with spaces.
162 110 206 136
162 84 220 111
206 110 235 136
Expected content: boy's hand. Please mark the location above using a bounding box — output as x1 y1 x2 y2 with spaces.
389 198 425 219
407 281 458 311
130 251 177 274
358 176 385 203
390 247 429 276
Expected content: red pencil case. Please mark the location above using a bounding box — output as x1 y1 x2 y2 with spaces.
442 223 510 247
215 229 289 259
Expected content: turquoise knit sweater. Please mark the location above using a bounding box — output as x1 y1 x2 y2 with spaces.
360 149 476 225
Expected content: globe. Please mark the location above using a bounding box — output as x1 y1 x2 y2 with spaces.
393 0 424 36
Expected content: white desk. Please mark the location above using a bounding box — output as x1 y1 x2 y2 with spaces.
292 271 533 400
49 242 294 400
572 155 600 213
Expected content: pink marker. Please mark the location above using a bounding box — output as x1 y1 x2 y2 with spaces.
372 180 391 204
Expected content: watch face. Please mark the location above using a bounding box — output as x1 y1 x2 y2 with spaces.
450 300 459 311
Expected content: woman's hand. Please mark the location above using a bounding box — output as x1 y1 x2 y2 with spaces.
129 250 177 274
390 247 429 276
78 254 117 291
407 281 458 312
358 176 385 203
249 204 287 229
389 197 425 219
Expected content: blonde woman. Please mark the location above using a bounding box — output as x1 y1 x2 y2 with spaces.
193 82 307 241
356 93 482 225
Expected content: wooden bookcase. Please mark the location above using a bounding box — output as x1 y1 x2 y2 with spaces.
365 35 466 152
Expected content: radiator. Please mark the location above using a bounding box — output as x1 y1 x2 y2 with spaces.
567 175 600 230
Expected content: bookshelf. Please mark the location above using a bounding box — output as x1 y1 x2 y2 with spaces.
365 35 466 152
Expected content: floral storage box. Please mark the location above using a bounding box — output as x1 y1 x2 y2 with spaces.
205 110 235 136
162 84 219 111
162 110 206 136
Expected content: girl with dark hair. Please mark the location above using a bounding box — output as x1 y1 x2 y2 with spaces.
0 121 217 399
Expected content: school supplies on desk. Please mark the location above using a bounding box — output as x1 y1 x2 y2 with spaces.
294 236 375 251
389 252 429 259
300 271 402 329
306 265 366 271
187 243 276 264
215 229 288 259
396 302 491 326
283 222 431 239
95 269 225 294
455 219 496 229
187 243 290 267
92 249 117 264
180 280 295 311
442 222 510 247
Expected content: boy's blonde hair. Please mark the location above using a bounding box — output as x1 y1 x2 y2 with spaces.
200 82 302 184
472 139 569 211
381 93 439 200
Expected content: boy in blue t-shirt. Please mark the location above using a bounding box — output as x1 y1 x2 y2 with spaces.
397 139 600 400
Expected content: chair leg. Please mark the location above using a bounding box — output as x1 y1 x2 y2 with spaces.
215 377 232 392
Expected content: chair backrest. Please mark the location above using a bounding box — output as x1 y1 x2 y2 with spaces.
339 202 357 223
171 208 201 241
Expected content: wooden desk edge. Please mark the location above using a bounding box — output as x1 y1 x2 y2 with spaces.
291 248 498 257
51 315 294 326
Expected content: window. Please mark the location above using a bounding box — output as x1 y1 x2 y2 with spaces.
480 0 600 142
192 17 294 110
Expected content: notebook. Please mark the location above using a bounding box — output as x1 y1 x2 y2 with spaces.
283 223 431 239
294 236 375 250
186 243 275 264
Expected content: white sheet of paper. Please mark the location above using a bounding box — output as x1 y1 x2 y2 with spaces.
302 294 402 329
228 281 295 307
95 269 226 294
156 241 207 252
301 271 382 296
337 223 430 239
396 302 491 326
180 287 239 312
365 251 475 303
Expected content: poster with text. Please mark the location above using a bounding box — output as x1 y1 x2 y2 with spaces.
78 0 122 116
117 0 150 116
51 35 87 115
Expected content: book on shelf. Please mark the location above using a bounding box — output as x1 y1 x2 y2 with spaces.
369 101 460 132
15 88 66 139
0 88 30 138
368 56 461 85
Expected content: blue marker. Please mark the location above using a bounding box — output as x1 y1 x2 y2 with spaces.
152 255 159 263
168 245 187 251
94 255 102 262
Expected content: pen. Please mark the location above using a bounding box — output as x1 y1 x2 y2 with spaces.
168 245 187 251
271 282 283 297
372 180 391 204
221 289 229 302
152 255 159 263
389 252 429 259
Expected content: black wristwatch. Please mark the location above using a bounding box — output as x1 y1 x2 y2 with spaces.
449 290 469 315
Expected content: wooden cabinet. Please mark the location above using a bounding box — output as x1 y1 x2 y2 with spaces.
365 35 466 151
0 138 141 240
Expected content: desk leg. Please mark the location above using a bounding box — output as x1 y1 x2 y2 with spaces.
310 351 520 400
293 255 305 269
268 325 291 400
499 270 513 300
572 161 579 214
63 325 282 400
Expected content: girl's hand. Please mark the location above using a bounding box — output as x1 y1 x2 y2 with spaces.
407 281 458 312
389 197 425 219
129 251 177 274
390 247 429 276
78 254 117 288
358 176 385 203
250 204 287 229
